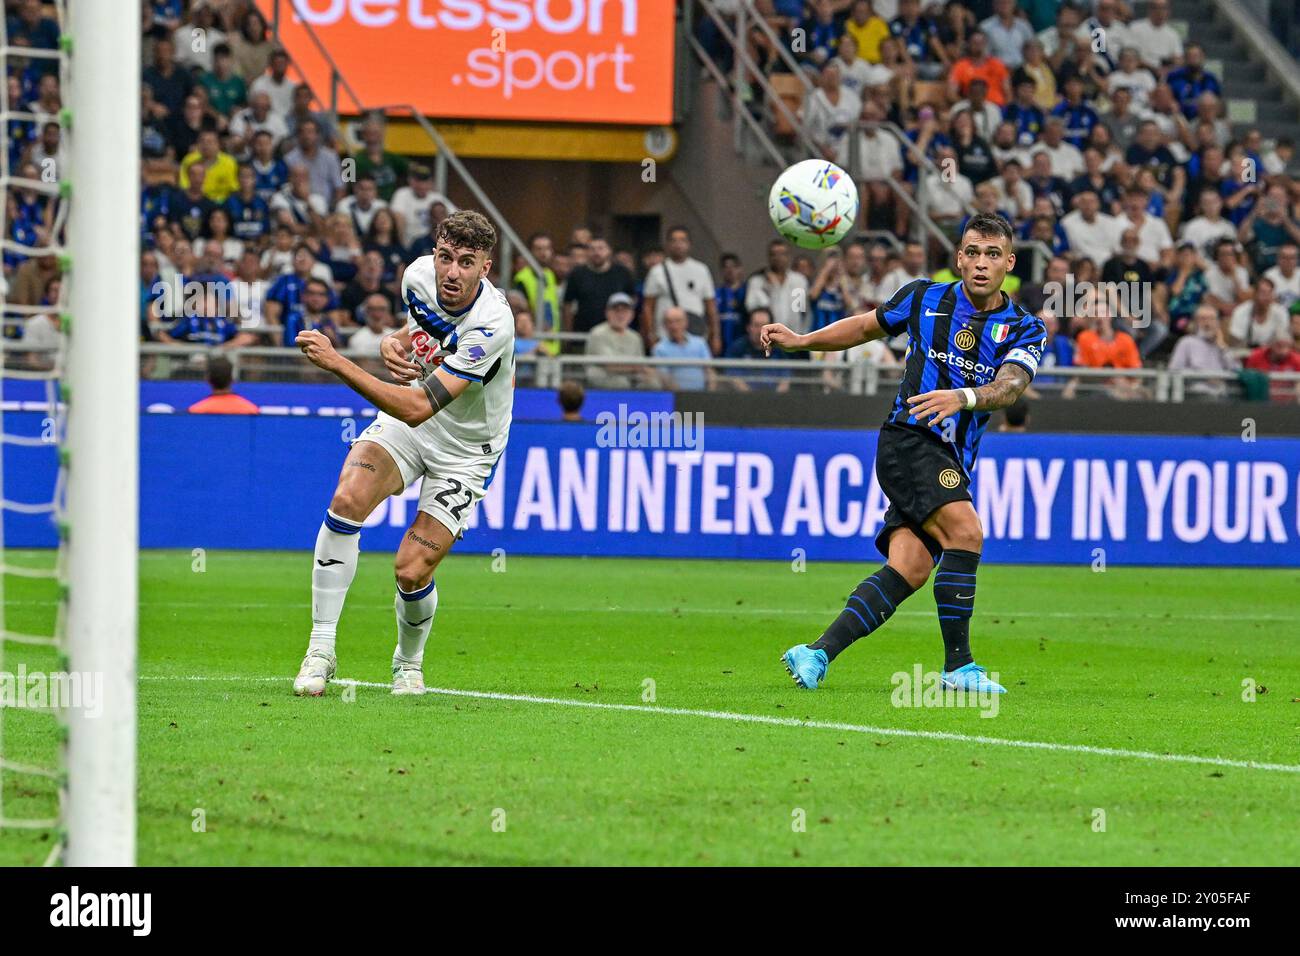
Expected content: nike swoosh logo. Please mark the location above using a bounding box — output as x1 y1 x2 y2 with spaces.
411 615 433 627
956 593 974 599
481 329 494 337
925 310 948 317
316 559 344 567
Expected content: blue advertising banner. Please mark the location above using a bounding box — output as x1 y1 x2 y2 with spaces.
5 412 1299 566
3 379 672 422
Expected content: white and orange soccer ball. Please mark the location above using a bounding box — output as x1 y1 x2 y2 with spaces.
767 159 859 250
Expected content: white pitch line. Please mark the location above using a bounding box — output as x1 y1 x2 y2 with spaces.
137 674 1300 775
10 599 1294 623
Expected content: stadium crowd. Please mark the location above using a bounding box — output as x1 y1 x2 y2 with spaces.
1 0 1298 402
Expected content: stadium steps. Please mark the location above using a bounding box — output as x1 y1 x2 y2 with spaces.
1141 0 1300 171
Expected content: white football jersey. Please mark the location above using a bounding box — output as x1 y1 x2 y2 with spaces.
400 256 514 456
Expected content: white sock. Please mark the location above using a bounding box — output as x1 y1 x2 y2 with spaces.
309 510 362 654
394 578 438 666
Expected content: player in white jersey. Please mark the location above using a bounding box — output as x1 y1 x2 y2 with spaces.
291 210 514 696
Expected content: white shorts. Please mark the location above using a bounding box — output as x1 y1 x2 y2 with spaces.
357 413 499 537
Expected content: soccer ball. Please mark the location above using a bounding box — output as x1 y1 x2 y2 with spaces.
767 159 859 250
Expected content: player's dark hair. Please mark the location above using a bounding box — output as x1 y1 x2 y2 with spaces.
720 252 740 267
437 210 497 254
666 224 690 241
960 212 1014 247
207 354 234 391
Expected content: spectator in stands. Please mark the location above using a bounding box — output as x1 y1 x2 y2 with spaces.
642 225 718 351
229 7 273 83
563 234 637 336
174 163 215 239
950 108 996 184
1168 305 1236 398
744 238 809 340
285 83 337 146
557 380 585 421
513 309 541 368
194 206 242 270
264 244 329 326
1029 116 1084 180
390 164 453 249
833 33 892 96
1166 42 1219 119
585 292 648 390
270 164 327 237
1036 2 1081 71
335 173 387 240
364 208 405 286
248 129 288 202
1128 0 1183 72
1164 239 1207 335
200 43 246 118
1179 189 1237 256
1035 308 1074 380
179 129 238 203
855 101 906 231
173 2 225 74
1080 0 1133 70
159 286 258 349
1201 238 1251 319
653 307 714 392
1244 333 1300 402
890 0 948 81
1118 187 1174 270
353 115 409 202
803 61 861 169
1107 47 1156 108
228 249 265 331
1264 244 1300 311
143 35 193 118
1051 75 1100 150
948 29 1010 107
951 77 1001 141
249 48 295 118
1062 189 1121 267
979 0 1034 70
283 118 341 209
1262 137 1295 178
512 232 561 334
1189 91 1230 149
715 253 748 350
725 308 790 393
801 0 840 66
920 144 974 245
809 249 848 331
1237 184 1300 274
8 0 59 55
1229 277 1290 349
844 0 891 65
228 90 287 156
1003 73 1044 148
340 249 397 322
1075 306 1145 399
1125 121 1186 211
188 355 259 415
281 277 340 348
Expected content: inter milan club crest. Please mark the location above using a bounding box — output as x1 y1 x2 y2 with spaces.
954 328 977 351
990 322 1010 344
938 468 962 489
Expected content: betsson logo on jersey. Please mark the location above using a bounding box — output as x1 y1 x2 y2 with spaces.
264 0 675 124
926 347 997 381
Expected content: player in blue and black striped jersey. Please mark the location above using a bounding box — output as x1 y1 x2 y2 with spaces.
761 213 1046 695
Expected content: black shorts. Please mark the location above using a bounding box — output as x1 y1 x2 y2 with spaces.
873 422 973 562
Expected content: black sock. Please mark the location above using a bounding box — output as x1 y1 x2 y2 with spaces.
810 565 916 662
934 549 980 672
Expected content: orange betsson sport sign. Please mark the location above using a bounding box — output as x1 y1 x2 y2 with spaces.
259 0 676 125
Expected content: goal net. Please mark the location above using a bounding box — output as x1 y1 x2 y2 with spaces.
0 0 138 866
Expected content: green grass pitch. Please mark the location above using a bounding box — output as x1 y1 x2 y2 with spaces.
2 549 1298 866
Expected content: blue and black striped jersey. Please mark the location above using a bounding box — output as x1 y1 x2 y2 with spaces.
878 279 1046 476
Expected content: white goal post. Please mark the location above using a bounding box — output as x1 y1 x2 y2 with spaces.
63 0 140 866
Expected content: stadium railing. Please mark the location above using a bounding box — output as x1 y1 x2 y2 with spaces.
8 343 1280 404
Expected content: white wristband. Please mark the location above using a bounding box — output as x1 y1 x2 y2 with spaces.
961 387 977 410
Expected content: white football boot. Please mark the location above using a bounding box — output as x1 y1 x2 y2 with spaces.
293 649 337 697
391 660 425 696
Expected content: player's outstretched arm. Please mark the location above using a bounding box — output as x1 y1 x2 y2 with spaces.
906 363 1033 426
297 329 469 426
759 309 886 355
